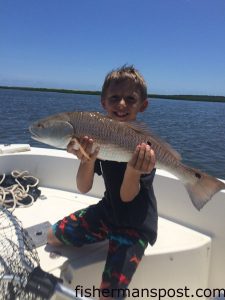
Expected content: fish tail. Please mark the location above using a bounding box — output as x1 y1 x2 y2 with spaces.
182 166 225 210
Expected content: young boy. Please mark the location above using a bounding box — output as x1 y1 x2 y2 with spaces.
47 65 158 299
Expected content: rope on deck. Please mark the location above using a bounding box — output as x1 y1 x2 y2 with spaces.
0 170 41 212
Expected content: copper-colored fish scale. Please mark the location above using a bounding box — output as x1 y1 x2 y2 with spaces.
68 112 181 167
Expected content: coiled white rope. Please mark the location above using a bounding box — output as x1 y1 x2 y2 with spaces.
0 170 39 212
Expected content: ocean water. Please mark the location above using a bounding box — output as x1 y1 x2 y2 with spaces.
0 89 225 179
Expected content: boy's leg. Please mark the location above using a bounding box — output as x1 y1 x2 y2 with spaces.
47 206 109 247
47 227 63 246
100 229 148 300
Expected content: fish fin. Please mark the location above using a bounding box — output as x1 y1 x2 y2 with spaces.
73 138 90 160
125 121 182 161
183 166 225 210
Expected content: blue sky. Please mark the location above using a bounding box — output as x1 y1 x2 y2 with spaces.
0 0 225 95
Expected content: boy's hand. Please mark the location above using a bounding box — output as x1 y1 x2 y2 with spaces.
128 143 156 174
120 143 156 202
67 136 99 163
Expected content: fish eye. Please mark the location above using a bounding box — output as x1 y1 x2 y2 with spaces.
37 123 44 129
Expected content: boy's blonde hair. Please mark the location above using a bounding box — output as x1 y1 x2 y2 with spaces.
101 65 148 101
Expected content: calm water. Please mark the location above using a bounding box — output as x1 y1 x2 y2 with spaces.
0 89 225 179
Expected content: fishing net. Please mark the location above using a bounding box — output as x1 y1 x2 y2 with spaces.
0 205 42 299
0 170 41 211
0 206 92 300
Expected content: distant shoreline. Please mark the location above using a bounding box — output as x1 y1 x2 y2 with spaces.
1 85 225 103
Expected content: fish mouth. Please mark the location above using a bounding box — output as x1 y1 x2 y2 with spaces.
29 126 40 140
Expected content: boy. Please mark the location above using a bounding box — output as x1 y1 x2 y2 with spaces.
47 65 158 299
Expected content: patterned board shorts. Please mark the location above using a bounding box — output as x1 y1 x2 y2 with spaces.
52 204 148 299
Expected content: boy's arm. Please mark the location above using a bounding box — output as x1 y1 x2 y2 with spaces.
120 143 156 202
67 137 99 194
76 160 97 193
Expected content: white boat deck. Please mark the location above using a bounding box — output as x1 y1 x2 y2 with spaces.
1 147 225 299
13 187 211 300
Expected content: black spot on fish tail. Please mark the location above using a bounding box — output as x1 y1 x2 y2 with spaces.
183 165 225 210
195 172 201 179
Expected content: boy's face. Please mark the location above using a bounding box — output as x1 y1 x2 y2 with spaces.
101 80 148 122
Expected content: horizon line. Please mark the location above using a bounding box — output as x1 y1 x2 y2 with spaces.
0 85 225 102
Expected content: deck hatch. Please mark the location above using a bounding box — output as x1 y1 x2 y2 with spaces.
25 221 52 248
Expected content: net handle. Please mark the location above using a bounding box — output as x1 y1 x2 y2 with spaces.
1 273 92 300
